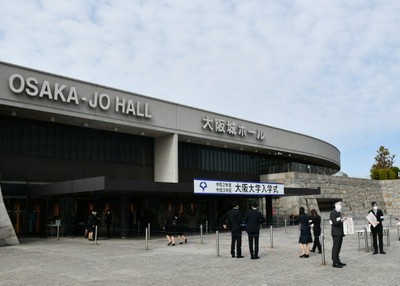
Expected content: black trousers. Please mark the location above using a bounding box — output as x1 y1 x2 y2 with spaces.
230 232 242 256
312 235 322 252
331 235 343 264
371 227 384 252
247 232 260 257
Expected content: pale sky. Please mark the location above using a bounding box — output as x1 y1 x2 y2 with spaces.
1 0 400 178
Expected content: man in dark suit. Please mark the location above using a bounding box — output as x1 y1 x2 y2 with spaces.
243 202 265 259
222 201 243 258
330 201 347 268
368 201 386 254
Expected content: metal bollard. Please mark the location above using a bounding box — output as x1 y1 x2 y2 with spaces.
321 234 325 265
200 225 204 244
206 220 208 234
56 224 60 240
216 231 220 257
270 226 273 248
284 218 287 233
147 223 151 240
145 227 149 250
364 225 369 252
95 225 98 245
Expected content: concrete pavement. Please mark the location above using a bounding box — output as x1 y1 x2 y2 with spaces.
1 223 400 286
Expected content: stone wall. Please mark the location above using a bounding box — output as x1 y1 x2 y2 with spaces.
262 172 400 219
0 186 19 246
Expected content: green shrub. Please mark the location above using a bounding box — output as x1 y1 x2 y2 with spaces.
390 166 400 179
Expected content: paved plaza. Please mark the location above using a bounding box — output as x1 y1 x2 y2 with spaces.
1 222 400 286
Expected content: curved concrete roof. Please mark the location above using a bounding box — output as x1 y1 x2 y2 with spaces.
0 61 340 170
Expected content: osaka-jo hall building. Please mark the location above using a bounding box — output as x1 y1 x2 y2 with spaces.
0 61 340 237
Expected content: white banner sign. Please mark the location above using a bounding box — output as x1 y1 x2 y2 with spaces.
193 179 284 196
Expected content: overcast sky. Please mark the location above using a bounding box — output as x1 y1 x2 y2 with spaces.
1 0 400 178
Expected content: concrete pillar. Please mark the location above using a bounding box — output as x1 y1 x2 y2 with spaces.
154 134 178 183
0 186 19 246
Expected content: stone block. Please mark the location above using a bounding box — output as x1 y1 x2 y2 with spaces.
0 187 19 246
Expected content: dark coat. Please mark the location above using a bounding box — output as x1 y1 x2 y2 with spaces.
368 209 384 232
87 213 98 232
177 213 185 233
222 208 242 233
298 213 313 244
311 214 321 236
330 209 344 237
243 208 265 233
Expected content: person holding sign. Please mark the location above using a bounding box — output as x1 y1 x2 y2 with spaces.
367 202 386 254
330 201 347 268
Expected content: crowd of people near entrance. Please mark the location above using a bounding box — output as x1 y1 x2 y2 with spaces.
220 199 389 268
81 199 390 269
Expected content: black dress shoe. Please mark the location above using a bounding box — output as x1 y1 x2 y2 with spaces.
236 256 244 258
299 254 306 258
373 251 378 254
304 254 309 258
380 251 386 254
253 256 260 259
332 263 343 268
339 262 346 266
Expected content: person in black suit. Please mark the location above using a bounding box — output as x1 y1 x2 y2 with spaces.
368 201 386 254
243 202 265 259
310 209 322 253
222 201 243 258
330 201 347 268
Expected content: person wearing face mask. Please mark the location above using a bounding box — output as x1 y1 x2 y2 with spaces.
330 201 347 268
368 202 386 254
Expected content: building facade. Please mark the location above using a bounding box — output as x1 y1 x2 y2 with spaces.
0 61 340 237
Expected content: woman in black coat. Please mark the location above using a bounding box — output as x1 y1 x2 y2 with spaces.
310 209 322 253
164 209 177 246
298 207 312 258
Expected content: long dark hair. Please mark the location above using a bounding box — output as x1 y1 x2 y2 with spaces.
299 207 305 215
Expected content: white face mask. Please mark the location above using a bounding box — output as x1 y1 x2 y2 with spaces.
373 206 378 211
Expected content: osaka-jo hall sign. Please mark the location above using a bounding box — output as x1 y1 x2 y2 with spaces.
193 179 284 196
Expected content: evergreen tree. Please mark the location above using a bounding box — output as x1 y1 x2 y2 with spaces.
370 146 398 179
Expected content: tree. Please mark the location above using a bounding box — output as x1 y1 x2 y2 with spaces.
370 146 398 179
